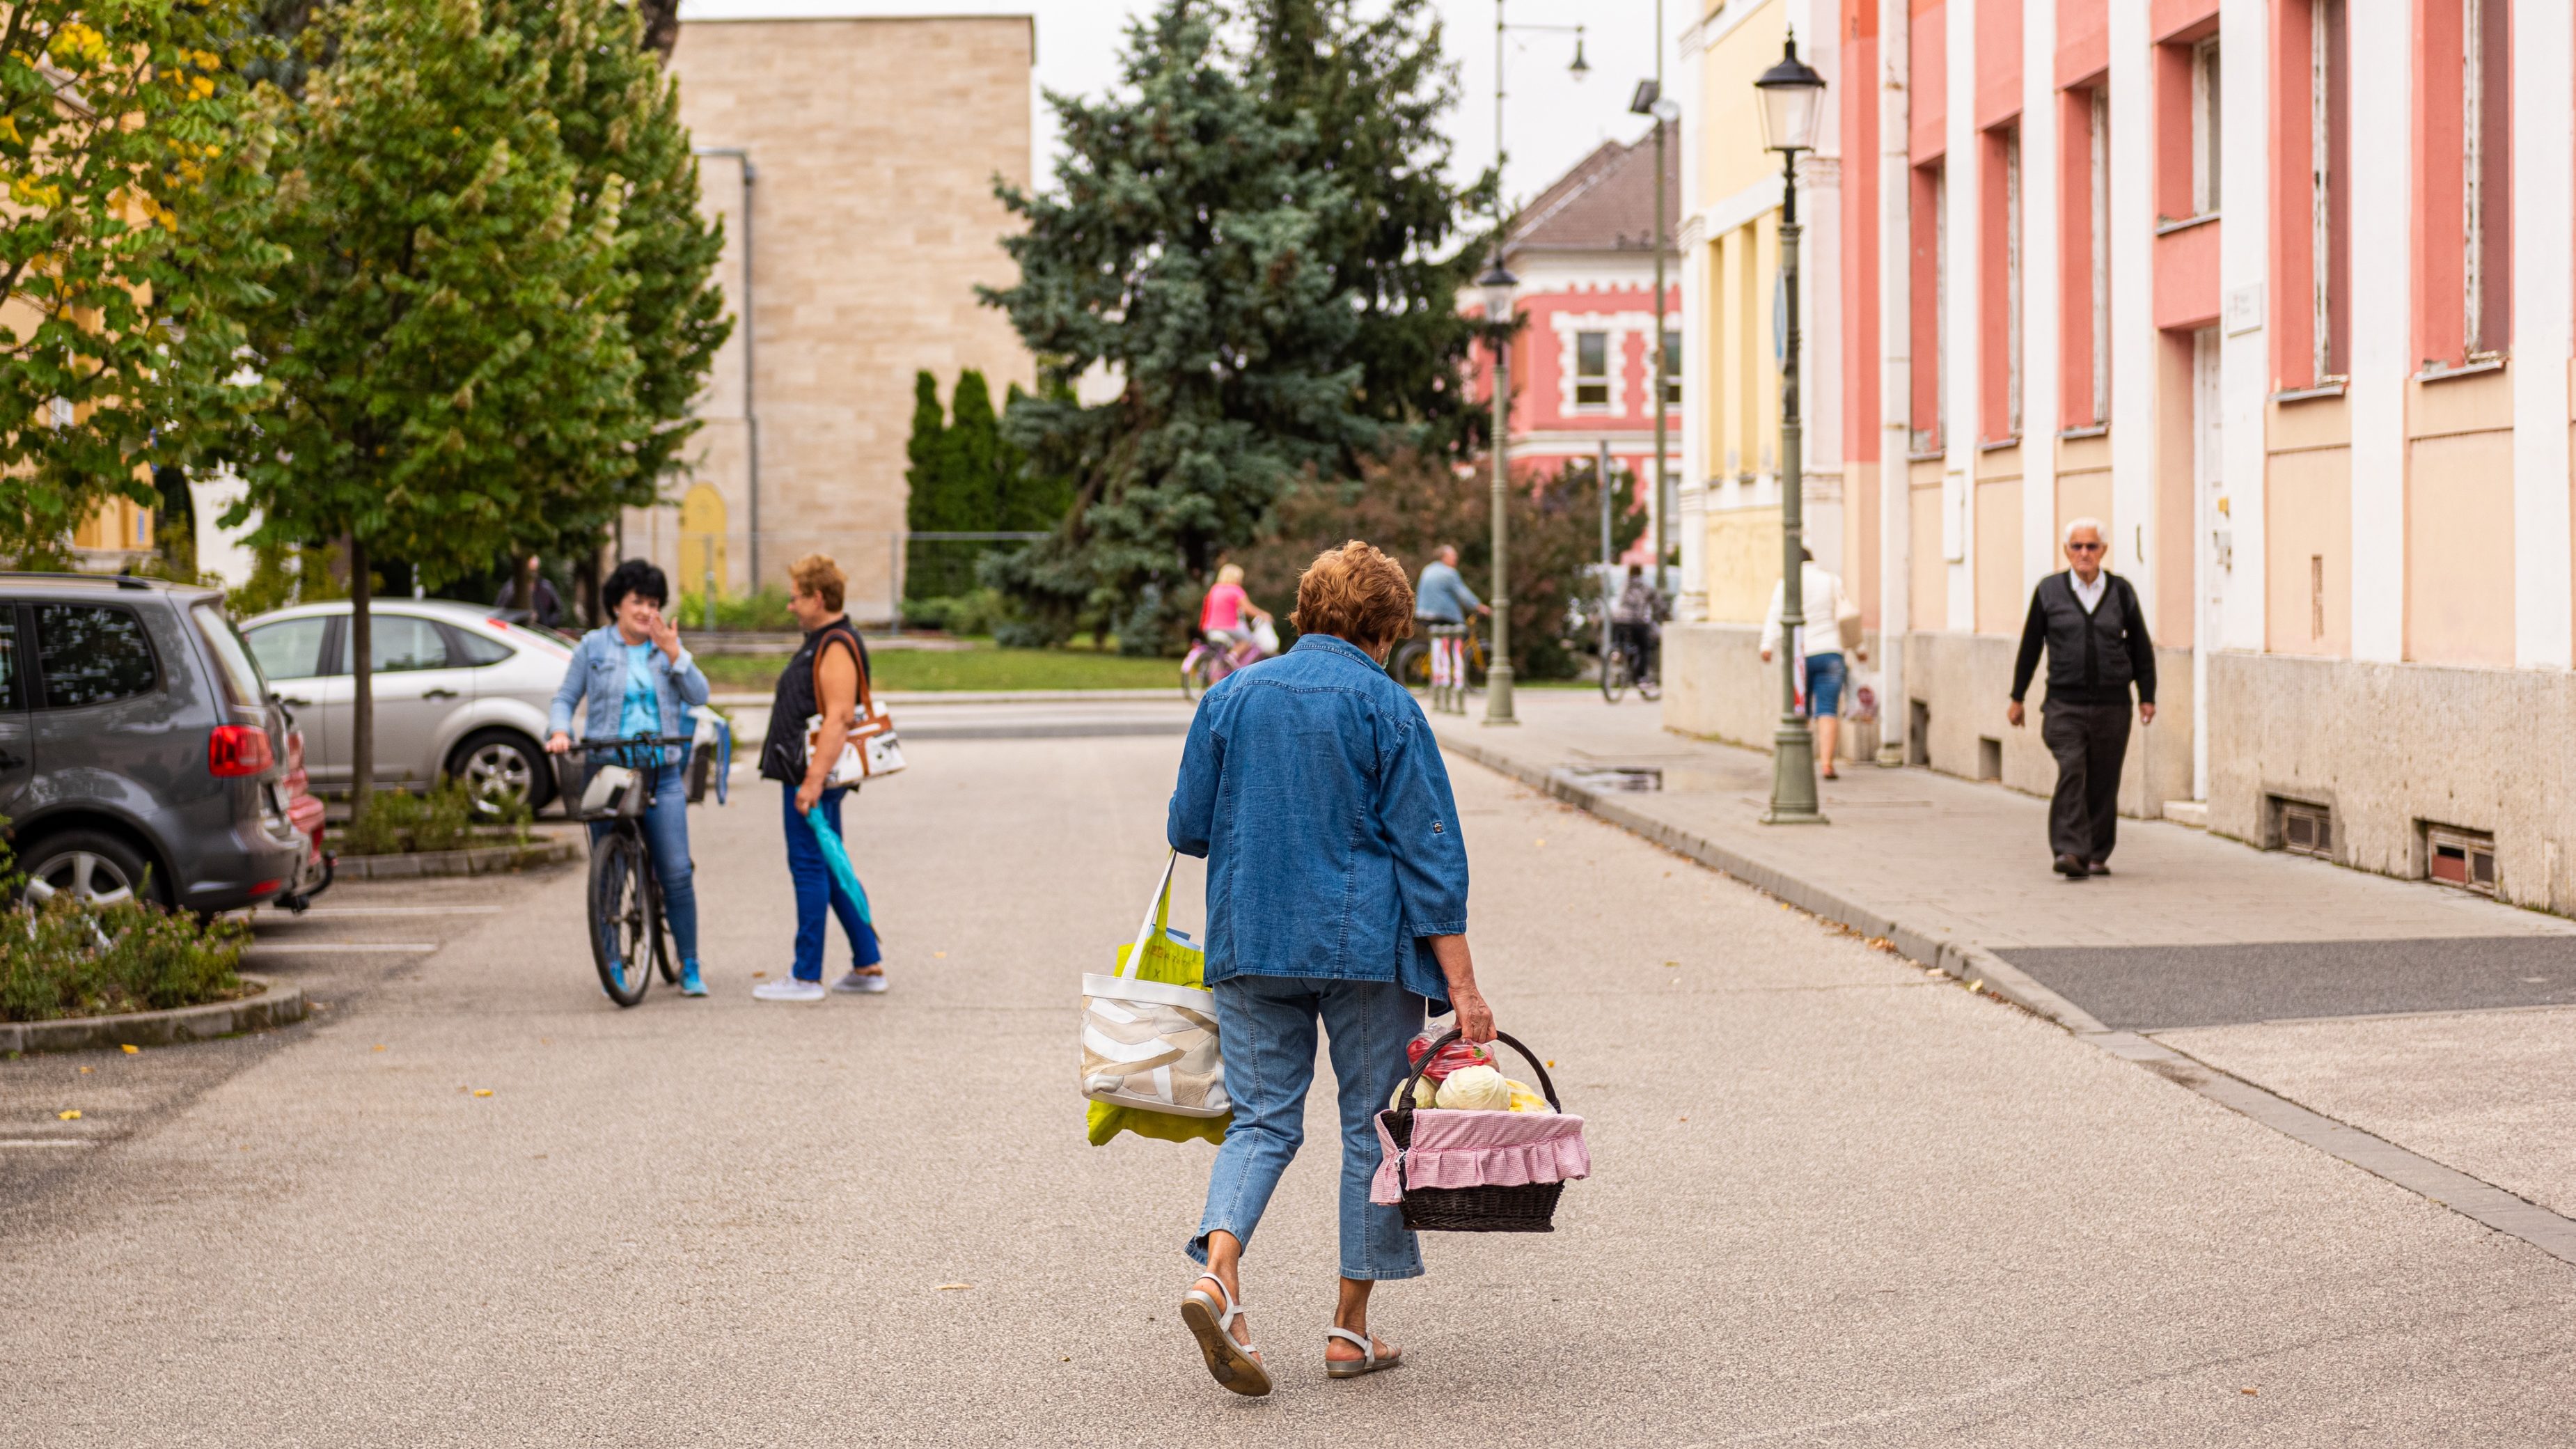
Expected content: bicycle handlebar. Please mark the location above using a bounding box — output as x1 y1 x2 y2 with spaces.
560 735 696 754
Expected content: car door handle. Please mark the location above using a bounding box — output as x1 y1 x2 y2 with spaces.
423 688 460 700
279 696 313 707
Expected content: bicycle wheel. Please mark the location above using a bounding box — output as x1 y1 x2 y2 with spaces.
1181 654 1207 701
1601 647 1629 703
588 829 653 1008
647 868 680 984
1390 641 1431 688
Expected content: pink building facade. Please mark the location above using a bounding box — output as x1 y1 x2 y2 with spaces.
1469 136 1683 555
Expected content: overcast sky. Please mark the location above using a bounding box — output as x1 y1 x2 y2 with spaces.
676 0 1668 210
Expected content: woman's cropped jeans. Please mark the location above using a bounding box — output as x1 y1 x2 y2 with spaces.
1188 974 1425 1281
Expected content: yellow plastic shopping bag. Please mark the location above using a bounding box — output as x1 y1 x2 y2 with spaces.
1083 852 1231 1147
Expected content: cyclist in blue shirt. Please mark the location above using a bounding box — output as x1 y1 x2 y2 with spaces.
547 560 713 997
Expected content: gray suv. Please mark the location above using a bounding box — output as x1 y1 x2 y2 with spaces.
0 574 309 914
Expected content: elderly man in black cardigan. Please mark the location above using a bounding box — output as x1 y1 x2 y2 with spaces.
2006 518 2158 879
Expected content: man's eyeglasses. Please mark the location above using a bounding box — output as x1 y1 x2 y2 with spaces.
2066 542 2104 552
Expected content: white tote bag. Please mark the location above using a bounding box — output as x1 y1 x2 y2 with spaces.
803 632 906 786
1079 852 1230 1118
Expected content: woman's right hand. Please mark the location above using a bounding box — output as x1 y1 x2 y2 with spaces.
545 732 571 754
1450 985 1496 1044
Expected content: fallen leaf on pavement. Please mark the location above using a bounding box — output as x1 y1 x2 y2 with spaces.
77 1066 91 1074
372 1044 386 1052
120 1044 138 1054
936 1283 972 1291
753 971 769 979
57 1109 79 1120
473 1089 494 1097
2240 1388 2258 1396
934 951 947 959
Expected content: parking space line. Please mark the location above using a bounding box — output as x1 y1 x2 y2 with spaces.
245 943 439 954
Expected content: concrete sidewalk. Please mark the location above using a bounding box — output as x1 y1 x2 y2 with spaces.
1427 691 2573 966
1427 689 2576 1263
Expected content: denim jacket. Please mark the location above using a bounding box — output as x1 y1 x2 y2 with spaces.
1167 633 1470 1008
547 625 712 745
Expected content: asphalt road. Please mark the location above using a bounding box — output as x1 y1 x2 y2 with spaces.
3 733 2574 1445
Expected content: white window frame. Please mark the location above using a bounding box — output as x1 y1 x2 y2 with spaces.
2191 36 2222 219
2311 0 2341 381
1573 329 1612 409
2004 125 2023 438
2089 87 2110 424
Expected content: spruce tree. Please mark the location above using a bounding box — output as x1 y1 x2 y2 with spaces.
1250 0 1495 455
982 0 1372 651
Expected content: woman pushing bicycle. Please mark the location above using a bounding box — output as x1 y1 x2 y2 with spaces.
547 560 714 998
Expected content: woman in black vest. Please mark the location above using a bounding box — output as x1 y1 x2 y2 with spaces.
754 555 884 1000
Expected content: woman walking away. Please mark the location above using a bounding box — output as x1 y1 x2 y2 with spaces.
755 554 884 1001
1166 539 1500 1397
547 560 714 997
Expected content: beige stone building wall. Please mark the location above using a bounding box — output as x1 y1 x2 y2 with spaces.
634 16 1035 622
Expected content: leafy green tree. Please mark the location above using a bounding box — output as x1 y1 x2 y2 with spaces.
224 0 636 820
995 382 1073 530
0 3 282 557
1250 0 1495 456
983 0 1376 652
492 0 728 604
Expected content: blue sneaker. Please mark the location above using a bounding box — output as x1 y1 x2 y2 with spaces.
679 960 707 997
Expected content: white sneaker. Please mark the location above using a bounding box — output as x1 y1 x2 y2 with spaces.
832 969 889 994
752 978 826 1002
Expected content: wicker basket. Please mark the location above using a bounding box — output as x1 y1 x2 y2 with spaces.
1377 1028 1574 1233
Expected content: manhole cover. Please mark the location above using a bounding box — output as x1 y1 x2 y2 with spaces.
1560 766 1663 792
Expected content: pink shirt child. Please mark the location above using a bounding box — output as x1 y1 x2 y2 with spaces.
1200 582 1248 634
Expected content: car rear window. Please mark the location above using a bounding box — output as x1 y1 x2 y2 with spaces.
244 616 330 680
191 602 269 706
454 629 512 666
35 604 157 709
338 614 452 673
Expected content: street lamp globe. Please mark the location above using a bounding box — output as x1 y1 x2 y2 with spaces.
1478 260 1518 327
1569 30 1589 81
1754 35 1826 154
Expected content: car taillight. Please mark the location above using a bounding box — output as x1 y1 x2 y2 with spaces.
210 724 275 778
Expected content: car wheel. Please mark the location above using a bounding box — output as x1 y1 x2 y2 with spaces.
449 729 551 817
21 829 169 909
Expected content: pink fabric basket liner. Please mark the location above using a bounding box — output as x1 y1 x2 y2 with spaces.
1371 1109 1591 1203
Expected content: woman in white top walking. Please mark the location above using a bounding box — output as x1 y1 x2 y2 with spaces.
1759 547 1864 780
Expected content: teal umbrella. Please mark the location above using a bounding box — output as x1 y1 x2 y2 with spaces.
803 806 873 925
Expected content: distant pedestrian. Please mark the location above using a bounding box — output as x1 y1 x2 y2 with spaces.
1608 563 1664 687
2008 519 2157 879
495 556 564 629
755 554 885 1000
1168 539 1499 1397
1759 548 1863 780
1413 545 1488 691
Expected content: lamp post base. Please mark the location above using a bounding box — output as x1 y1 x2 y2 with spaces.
1761 718 1828 824
1482 664 1519 725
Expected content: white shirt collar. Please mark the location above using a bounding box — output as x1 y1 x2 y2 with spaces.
2070 570 2108 613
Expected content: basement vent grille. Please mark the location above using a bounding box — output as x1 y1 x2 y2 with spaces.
2425 823 2497 895
2275 799 2332 859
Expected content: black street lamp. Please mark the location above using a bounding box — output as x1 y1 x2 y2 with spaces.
1756 32 1828 826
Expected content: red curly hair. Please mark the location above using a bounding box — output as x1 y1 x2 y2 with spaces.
1290 540 1415 649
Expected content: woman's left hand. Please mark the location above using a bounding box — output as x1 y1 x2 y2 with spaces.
650 609 682 659
796 776 823 815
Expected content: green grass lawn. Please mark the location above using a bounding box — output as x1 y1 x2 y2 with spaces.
696 643 1184 694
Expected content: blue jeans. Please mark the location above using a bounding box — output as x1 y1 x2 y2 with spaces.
780 783 880 982
1189 975 1426 1281
585 760 698 962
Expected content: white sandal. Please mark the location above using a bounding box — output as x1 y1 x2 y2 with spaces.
1325 1325 1404 1379
1181 1274 1273 1397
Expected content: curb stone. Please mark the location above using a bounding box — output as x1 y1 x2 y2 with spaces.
0 975 305 1054
328 836 576 882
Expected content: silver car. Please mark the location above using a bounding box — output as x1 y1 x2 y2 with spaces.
239 599 574 813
